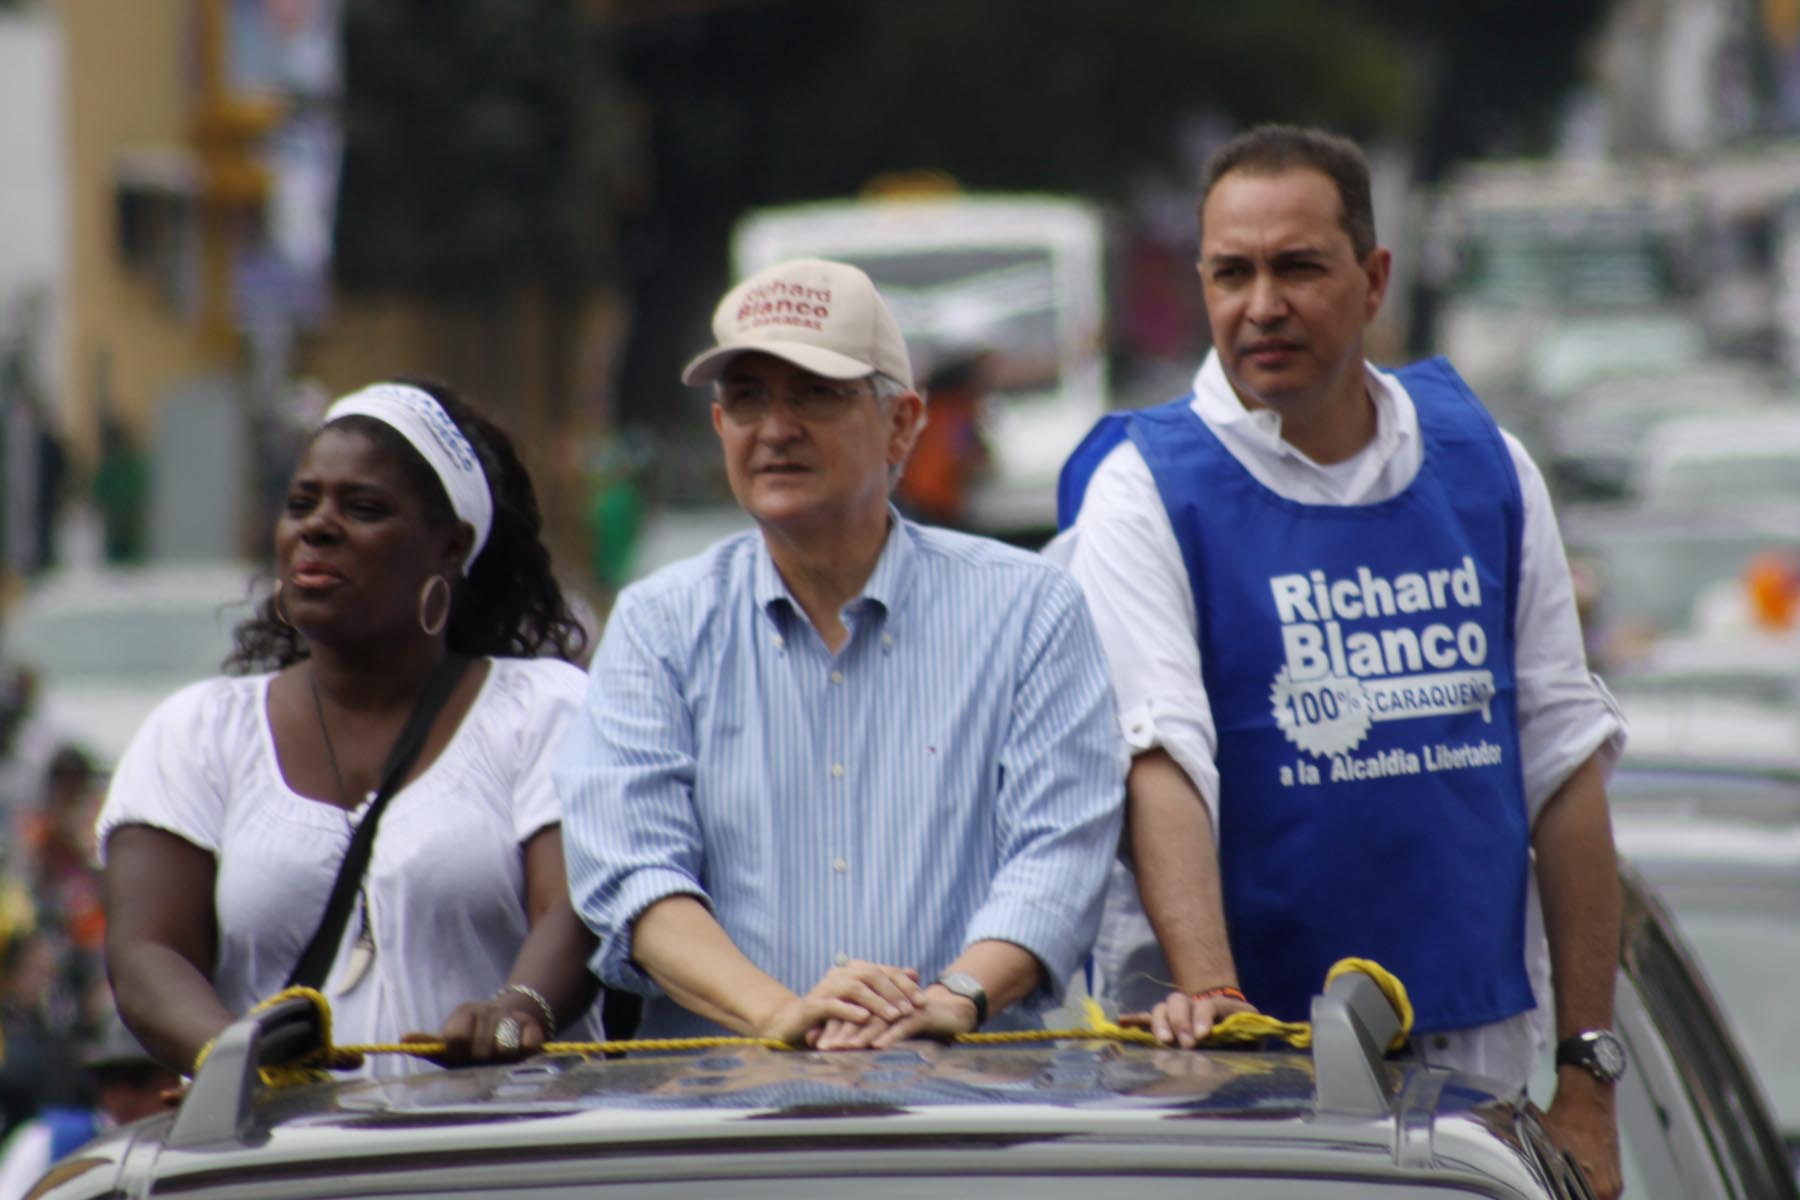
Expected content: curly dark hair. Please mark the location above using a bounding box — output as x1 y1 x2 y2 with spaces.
225 380 589 673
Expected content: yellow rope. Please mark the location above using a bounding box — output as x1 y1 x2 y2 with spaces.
224 959 1412 1086
1325 956 1413 1052
350 1036 790 1056
195 986 364 1085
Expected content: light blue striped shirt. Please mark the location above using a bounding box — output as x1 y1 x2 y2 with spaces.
556 513 1126 1037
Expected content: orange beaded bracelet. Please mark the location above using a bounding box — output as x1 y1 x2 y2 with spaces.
1191 985 1248 1005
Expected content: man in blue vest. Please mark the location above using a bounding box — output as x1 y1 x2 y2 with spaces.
1053 125 1626 1199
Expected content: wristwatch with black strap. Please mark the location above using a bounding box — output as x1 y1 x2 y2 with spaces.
1555 1029 1627 1083
933 971 988 1029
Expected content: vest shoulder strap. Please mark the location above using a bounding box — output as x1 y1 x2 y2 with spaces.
1056 396 1196 530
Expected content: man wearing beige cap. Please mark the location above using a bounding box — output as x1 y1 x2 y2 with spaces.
557 258 1125 1048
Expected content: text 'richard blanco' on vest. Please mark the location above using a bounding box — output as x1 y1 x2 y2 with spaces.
1266 556 1504 785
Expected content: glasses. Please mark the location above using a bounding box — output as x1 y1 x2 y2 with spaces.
717 378 870 425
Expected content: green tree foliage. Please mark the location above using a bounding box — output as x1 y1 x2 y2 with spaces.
609 0 1606 424
326 0 1606 424
618 0 1605 204
333 0 637 296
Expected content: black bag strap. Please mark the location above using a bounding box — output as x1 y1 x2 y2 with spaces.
286 653 471 990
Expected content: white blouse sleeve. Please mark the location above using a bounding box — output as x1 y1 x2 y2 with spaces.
503 658 591 844
95 678 233 861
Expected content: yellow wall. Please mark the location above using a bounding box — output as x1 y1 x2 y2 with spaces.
53 1 626 580
58 0 225 458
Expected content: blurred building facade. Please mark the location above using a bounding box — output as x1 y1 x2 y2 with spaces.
0 8 69 579
42 0 629 568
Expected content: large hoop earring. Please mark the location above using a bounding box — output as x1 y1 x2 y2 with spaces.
273 581 295 630
418 575 451 637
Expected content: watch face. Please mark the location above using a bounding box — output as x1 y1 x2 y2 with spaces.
1592 1032 1627 1079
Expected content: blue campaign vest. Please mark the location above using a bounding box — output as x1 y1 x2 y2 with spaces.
1060 359 1534 1032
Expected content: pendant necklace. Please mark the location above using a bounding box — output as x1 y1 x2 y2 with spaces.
310 666 377 995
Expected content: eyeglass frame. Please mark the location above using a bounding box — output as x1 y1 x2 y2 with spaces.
713 373 879 425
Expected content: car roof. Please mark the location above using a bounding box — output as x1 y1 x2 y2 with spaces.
89 1046 1552 1200
61 973 1566 1200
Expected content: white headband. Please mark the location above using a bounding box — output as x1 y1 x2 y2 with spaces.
322 383 494 572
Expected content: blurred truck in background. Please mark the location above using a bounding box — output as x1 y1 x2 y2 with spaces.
731 189 1108 541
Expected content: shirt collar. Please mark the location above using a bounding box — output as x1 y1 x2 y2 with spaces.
751 534 791 616
752 506 917 625
1188 348 1415 469
858 506 916 617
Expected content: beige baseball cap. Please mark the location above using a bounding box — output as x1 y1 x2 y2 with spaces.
681 258 914 389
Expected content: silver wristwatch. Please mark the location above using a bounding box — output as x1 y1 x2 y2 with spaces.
1555 1029 1627 1083
933 971 988 1028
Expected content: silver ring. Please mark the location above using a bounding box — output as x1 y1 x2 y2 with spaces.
494 1016 522 1053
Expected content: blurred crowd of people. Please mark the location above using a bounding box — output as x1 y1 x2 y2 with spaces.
0 667 118 1147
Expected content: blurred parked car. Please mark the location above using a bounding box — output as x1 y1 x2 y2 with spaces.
1615 630 1800 709
1611 767 1800 1174
1562 503 1800 661
1636 411 1800 510
732 192 1107 539
1527 311 1707 402
1544 362 1783 499
1606 629 1800 778
0 564 252 767
24 871 1796 1200
1615 692 1800 779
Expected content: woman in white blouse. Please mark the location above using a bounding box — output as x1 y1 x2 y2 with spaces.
99 380 601 1077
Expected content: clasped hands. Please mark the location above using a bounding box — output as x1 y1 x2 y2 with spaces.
757 959 976 1050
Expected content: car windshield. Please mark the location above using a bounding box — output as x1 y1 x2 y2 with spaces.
1653 883 1800 1134
1453 218 1677 309
849 248 1061 400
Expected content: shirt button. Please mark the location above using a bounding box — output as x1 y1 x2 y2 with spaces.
772 634 785 650
829 670 844 684
881 633 894 647
835 952 849 967
833 856 848 873
830 762 845 778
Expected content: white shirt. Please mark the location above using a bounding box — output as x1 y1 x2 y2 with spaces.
96 657 599 1078
1049 350 1627 1089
